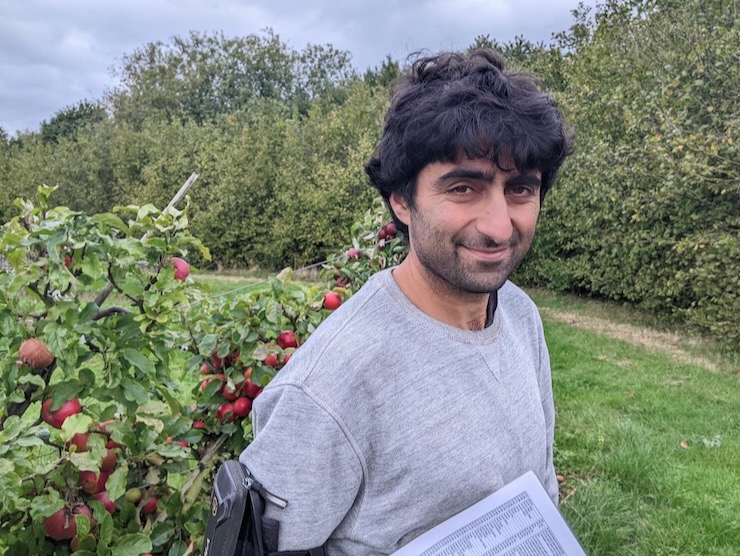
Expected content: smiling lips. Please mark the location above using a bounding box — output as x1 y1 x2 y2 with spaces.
459 245 510 262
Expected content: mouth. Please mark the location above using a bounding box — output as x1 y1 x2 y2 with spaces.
459 245 510 262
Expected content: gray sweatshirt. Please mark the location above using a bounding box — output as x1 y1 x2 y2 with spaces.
240 268 556 554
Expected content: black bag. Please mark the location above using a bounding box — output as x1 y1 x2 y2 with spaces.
202 460 325 556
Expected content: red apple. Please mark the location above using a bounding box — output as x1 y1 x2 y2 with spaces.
64 255 73 268
18 338 55 369
41 397 82 429
242 368 262 398
200 373 225 393
79 470 109 494
225 351 240 366
283 353 292 365
346 247 360 259
233 397 252 418
193 420 206 429
78 471 99 494
67 433 89 452
243 379 261 398
141 496 158 514
200 363 212 374
106 438 124 449
221 382 239 402
95 471 111 494
101 448 117 473
264 353 279 368
92 491 116 513
276 331 298 350
44 504 94 541
323 291 342 311
210 353 224 369
385 222 397 236
216 403 235 423
170 257 190 282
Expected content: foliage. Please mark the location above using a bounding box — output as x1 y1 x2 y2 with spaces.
518 0 740 350
40 101 107 145
1 0 737 348
107 29 355 126
320 197 407 291
0 188 353 554
362 55 401 89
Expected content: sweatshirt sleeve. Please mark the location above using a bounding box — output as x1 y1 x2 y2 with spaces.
239 383 364 550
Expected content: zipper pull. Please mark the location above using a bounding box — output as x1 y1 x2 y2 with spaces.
243 471 288 509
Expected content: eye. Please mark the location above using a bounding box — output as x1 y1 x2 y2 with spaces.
448 184 475 195
506 184 536 197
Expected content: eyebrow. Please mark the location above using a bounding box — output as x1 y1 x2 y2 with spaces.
434 168 542 188
434 168 495 187
506 174 542 188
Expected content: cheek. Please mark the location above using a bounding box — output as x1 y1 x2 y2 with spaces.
512 205 540 235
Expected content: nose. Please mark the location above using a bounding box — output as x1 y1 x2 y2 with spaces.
474 189 513 245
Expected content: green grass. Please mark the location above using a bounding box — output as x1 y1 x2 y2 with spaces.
192 269 323 297
545 318 740 555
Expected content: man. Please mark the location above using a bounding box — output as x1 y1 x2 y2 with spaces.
239 49 573 554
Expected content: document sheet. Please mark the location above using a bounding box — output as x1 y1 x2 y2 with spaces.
391 471 587 556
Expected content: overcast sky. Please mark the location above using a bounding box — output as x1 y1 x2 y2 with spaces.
1 0 593 135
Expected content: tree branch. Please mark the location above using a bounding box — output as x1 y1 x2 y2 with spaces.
92 306 132 321
93 173 199 307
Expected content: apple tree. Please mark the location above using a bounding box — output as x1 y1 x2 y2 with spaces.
323 197 407 292
0 186 356 555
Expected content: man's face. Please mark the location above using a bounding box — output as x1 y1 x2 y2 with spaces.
391 158 542 295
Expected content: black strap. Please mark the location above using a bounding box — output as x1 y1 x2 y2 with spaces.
203 460 326 556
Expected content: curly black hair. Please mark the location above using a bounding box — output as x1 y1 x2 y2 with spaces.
365 49 574 236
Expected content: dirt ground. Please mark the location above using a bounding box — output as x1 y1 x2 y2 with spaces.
539 307 727 372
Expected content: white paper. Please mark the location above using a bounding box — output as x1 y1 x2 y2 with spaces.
391 472 587 556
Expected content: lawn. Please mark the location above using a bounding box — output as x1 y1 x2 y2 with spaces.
537 298 740 555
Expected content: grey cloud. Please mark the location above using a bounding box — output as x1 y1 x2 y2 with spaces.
0 0 591 135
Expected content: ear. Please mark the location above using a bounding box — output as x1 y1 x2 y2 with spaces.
389 192 411 227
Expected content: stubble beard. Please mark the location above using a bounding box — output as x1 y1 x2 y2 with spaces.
411 218 533 296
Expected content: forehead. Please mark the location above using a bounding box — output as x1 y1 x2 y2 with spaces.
420 157 542 181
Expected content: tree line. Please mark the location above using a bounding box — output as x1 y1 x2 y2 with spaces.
0 0 737 349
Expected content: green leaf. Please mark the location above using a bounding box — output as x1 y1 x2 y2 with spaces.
50 382 84 411
76 513 92 539
106 463 128 501
99 511 114 546
110 533 153 556
197 334 218 357
18 374 46 389
29 491 64 521
60 413 93 442
91 213 129 233
15 435 45 448
121 379 150 404
69 451 101 472
167 539 187 556
121 349 155 374
79 301 100 322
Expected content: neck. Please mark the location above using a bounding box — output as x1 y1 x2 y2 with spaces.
392 255 490 330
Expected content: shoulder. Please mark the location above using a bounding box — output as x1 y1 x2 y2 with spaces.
263 269 396 392
497 281 546 347
498 281 541 323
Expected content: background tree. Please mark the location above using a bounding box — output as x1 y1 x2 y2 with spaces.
518 0 739 349
107 29 356 126
39 100 107 144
